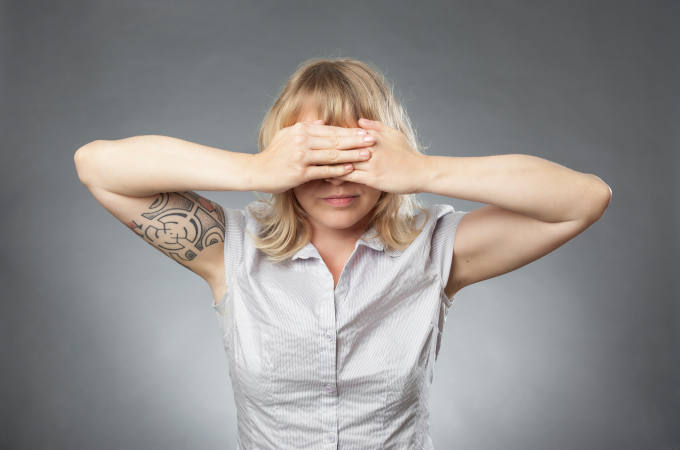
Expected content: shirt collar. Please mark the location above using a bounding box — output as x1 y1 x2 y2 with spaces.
291 225 403 261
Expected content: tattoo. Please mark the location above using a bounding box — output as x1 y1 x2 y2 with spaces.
126 191 225 265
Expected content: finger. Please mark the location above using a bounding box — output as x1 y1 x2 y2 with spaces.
304 122 365 137
358 117 383 131
331 168 363 184
305 134 375 150
306 147 372 165
306 163 355 180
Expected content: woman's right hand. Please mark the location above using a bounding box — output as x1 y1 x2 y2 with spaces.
251 120 375 194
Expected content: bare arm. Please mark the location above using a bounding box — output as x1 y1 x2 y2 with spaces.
74 135 256 197
416 154 611 297
74 136 257 304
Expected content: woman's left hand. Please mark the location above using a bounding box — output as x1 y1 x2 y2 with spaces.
329 118 428 194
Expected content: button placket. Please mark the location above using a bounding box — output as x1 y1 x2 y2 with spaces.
318 262 339 449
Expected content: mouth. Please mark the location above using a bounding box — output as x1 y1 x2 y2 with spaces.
323 195 358 206
323 195 359 199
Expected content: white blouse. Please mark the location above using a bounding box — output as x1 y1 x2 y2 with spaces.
212 200 468 449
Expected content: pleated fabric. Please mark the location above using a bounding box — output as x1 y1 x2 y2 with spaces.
212 200 468 449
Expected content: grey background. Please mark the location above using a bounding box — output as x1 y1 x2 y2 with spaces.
1 1 678 449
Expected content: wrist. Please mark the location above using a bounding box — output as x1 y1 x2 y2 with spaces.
414 154 435 194
240 152 261 192
216 150 260 192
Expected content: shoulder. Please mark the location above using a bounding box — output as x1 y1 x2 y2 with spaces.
204 202 248 297
386 204 460 260
421 203 468 287
417 203 460 241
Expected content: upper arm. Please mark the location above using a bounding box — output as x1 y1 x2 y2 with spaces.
444 204 601 298
84 185 226 288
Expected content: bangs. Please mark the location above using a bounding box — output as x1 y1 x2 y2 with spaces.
280 71 368 129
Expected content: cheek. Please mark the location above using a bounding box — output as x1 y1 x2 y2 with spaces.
294 189 315 206
366 189 383 202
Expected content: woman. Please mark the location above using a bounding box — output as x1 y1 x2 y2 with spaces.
74 57 611 449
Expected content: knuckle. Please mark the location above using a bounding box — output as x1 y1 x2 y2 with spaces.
329 149 340 161
293 149 306 162
293 134 306 145
289 162 303 178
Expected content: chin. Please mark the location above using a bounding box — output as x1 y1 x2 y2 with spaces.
312 209 366 227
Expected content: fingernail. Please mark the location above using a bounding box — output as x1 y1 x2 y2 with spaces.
364 136 374 142
360 150 370 157
357 129 367 135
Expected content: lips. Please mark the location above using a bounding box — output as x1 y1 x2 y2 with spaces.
324 195 358 199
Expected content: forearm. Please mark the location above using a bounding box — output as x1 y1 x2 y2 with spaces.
74 135 257 197
418 153 612 223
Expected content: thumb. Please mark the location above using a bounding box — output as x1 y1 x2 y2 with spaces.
333 168 362 184
358 117 382 130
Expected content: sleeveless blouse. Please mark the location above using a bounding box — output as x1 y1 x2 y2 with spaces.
212 201 468 449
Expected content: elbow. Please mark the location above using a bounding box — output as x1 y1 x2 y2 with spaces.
74 140 107 187
584 174 612 222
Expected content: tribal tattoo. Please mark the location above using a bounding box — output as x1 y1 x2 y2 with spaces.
126 191 226 266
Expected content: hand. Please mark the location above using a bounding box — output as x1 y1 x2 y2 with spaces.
252 119 375 194
332 118 428 194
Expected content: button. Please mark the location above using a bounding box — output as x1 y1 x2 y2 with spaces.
326 330 334 340
324 383 334 393
326 433 336 443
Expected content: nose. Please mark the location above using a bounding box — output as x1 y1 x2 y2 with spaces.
324 177 346 185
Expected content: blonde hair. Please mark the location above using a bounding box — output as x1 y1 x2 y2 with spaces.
247 56 431 262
